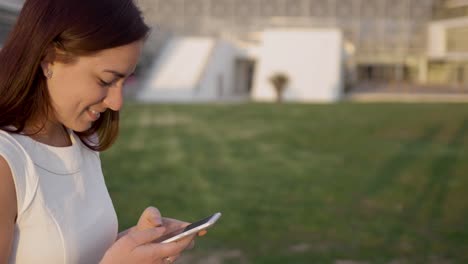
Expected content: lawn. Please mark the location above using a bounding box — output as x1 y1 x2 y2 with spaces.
101 102 468 264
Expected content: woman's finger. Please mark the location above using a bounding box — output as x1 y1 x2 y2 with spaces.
136 235 195 261
197 230 207 237
125 226 166 246
162 217 189 230
186 240 195 250
137 207 163 230
161 254 181 264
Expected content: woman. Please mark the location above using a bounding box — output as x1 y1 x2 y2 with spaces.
0 0 201 263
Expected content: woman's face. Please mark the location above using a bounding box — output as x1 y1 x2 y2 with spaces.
44 41 144 132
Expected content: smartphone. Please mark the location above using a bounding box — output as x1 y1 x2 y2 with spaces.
155 212 222 244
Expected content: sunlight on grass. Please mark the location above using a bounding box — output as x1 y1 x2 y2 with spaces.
102 103 468 264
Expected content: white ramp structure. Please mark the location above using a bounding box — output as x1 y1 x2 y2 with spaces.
251 29 344 102
138 37 242 102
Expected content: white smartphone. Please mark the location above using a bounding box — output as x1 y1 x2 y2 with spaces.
156 212 222 244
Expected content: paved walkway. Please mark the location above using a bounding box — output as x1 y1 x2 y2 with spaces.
346 82 468 102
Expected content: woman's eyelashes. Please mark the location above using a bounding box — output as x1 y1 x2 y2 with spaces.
99 73 133 87
99 79 117 87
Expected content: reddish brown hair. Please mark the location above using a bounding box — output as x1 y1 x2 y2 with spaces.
0 0 150 151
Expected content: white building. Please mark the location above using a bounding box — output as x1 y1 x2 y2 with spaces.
427 15 468 85
137 28 345 103
136 0 435 86
251 29 343 102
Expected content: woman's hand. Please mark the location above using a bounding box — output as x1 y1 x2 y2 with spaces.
137 207 207 261
102 207 207 263
136 207 207 244
114 207 164 240
100 226 195 264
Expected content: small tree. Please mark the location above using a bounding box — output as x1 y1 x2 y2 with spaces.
269 73 289 103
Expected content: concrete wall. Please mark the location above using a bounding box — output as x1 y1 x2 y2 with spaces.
428 22 446 59
196 39 244 100
428 17 468 61
251 29 344 102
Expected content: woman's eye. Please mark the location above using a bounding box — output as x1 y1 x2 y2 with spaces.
99 79 113 87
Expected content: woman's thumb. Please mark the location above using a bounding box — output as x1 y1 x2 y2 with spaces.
137 206 163 230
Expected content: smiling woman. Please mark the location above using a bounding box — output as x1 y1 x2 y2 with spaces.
43 41 143 136
0 1 204 264
0 0 150 151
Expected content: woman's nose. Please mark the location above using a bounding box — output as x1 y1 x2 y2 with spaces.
103 86 124 111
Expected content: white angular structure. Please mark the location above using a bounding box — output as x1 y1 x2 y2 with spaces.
251 29 344 102
138 37 243 102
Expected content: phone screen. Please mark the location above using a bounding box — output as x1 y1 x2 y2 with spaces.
180 214 215 233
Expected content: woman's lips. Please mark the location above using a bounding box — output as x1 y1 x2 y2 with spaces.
87 108 101 121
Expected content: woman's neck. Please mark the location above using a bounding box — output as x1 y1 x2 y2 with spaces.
24 121 72 147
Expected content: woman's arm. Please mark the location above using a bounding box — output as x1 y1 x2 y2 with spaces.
0 156 17 264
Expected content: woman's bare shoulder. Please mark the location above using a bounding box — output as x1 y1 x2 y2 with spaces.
0 155 17 218
0 155 17 263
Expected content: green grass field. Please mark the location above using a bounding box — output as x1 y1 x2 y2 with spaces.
101 103 468 264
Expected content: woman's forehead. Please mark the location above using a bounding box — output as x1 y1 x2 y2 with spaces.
84 42 143 73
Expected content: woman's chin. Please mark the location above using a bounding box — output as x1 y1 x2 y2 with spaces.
67 122 93 133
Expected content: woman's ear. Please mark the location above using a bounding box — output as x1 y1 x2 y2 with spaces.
40 58 54 79
40 46 57 79
41 62 53 79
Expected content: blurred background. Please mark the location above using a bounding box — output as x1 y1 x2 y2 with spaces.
2 0 468 263
4 0 468 102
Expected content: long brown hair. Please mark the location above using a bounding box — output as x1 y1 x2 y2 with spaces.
0 0 150 151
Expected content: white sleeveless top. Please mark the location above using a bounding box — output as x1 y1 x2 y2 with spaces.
0 130 118 264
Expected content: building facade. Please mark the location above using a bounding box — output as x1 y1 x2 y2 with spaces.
136 0 435 86
427 0 468 86
5 1 468 89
